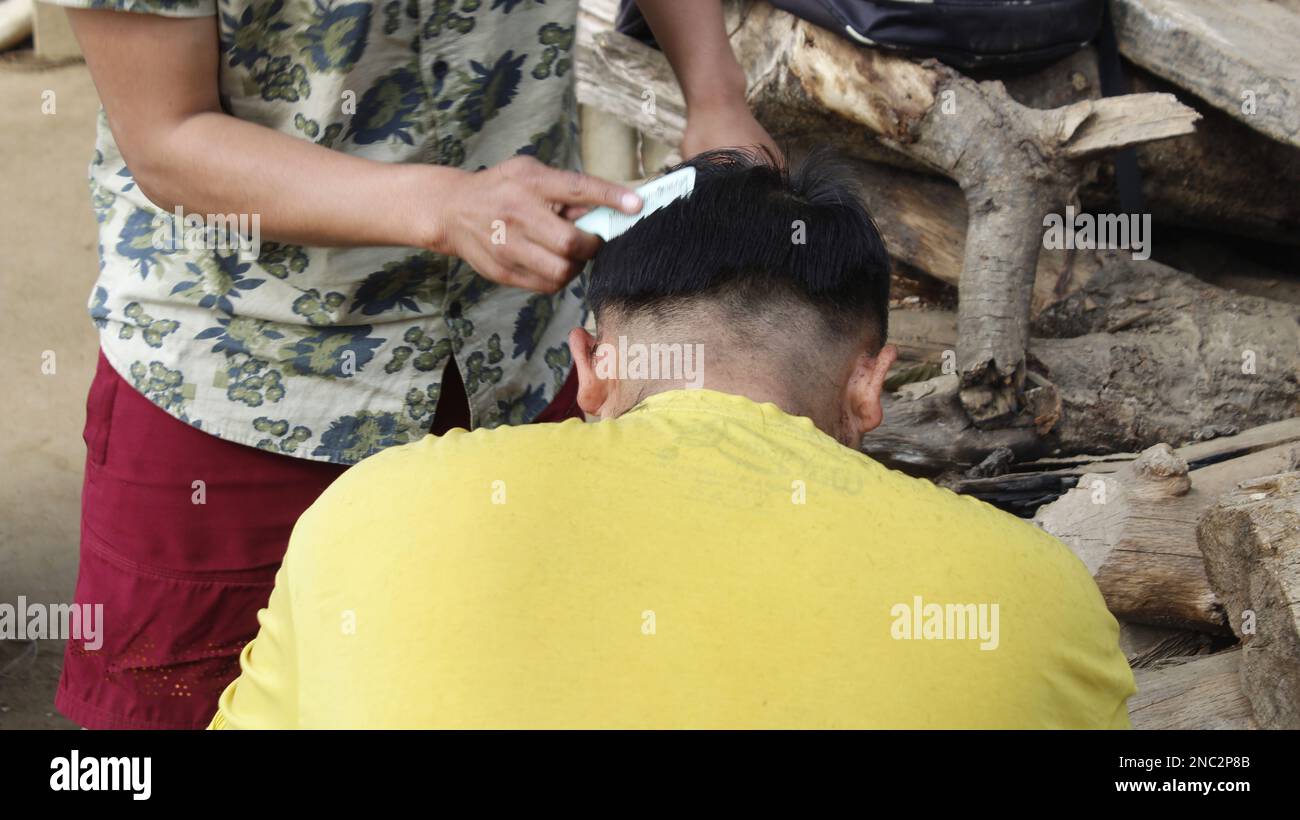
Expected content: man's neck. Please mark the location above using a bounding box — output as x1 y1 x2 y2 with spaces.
616 376 835 434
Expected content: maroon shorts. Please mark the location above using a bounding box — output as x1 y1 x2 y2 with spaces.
57 350 581 729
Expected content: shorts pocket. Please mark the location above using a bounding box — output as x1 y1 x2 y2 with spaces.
83 351 121 467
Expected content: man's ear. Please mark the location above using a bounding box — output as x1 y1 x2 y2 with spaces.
843 343 898 437
569 327 613 417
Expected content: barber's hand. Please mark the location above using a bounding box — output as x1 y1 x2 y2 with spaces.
428 156 643 294
680 100 782 163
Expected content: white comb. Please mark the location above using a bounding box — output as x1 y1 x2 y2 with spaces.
575 166 697 241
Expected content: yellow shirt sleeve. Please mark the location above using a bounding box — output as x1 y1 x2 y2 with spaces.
209 552 299 729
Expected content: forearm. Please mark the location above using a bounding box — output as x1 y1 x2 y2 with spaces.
68 8 452 252
634 0 777 160
128 111 454 251
68 8 638 292
634 0 748 111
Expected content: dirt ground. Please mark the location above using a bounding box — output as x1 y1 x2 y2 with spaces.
0 50 100 729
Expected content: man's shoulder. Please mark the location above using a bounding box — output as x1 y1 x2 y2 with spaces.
299 418 596 520
867 464 1100 592
284 420 595 577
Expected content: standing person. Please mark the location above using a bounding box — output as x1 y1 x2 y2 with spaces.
53 0 776 729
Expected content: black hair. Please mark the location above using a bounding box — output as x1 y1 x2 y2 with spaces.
587 147 890 350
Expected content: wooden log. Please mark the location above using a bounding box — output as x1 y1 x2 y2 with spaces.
1197 471 1300 729
1031 255 1300 455
577 1 1201 426
851 53 1300 249
1015 418 1300 475
939 418 1300 512
578 105 640 183
887 307 955 367
1112 0 1300 148
1096 69 1300 245
865 374 1041 474
851 160 1102 314
1002 48 1300 245
577 0 684 148
1178 419 1300 466
864 255 1300 473
844 57 1300 269
819 45 1300 253
1032 443 1299 630
1119 621 1214 669
1129 650 1256 729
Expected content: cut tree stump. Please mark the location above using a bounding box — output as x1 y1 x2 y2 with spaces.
1032 442 1298 630
1198 472 1300 729
1112 0 1300 148
577 0 1201 428
1129 650 1256 729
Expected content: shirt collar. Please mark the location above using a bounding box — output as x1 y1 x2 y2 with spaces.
627 388 824 437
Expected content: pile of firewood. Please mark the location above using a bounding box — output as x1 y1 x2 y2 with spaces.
576 0 1300 728
1033 428 1299 728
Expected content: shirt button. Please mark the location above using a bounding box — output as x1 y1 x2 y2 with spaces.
447 301 462 320
432 60 449 78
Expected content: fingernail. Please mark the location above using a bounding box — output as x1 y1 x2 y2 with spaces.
622 192 642 212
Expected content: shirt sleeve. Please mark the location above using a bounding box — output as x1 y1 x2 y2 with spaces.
1042 528 1139 729
208 555 300 730
40 0 216 18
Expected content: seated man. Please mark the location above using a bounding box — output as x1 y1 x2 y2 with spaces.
211 149 1135 729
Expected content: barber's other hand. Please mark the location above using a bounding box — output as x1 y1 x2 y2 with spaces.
680 100 781 164
426 156 642 294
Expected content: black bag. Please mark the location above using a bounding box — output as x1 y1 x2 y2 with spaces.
617 0 1104 70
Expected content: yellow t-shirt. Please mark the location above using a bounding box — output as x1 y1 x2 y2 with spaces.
211 388 1135 729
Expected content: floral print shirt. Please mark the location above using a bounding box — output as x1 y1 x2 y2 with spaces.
52 0 583 463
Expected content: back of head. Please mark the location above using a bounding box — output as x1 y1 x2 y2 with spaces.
588 148 891 363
